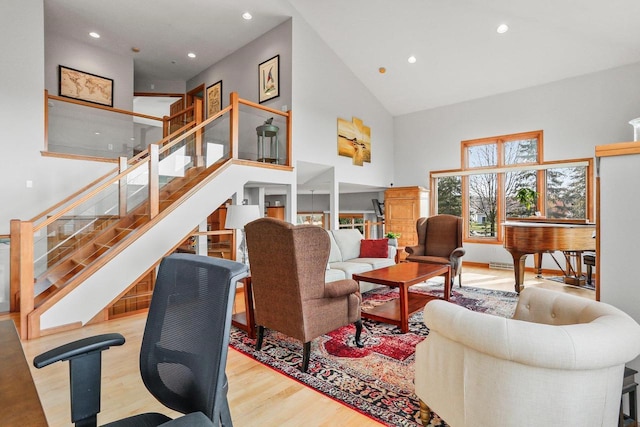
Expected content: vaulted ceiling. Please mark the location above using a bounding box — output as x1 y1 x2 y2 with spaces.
45 0 640 117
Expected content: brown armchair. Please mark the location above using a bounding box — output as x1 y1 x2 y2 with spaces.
405 214 465 291
245 217 363 372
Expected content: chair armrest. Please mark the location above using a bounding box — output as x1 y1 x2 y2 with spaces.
405 245 425 256
324 279 359 298
450 247 466 263
34 333 125 368
387 245 397 260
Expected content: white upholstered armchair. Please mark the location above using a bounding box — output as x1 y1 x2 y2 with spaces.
415 287 640 427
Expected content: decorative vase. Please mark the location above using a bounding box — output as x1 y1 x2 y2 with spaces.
388 238 398 247
629 117 640 141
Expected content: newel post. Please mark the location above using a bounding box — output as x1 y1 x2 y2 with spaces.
10 220 34 339
229 92 239 159
149 144 159 219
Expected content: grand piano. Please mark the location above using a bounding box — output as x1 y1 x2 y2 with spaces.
503 219 596 293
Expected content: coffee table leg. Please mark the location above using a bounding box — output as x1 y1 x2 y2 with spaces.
443 267 451 302
400 284 409 333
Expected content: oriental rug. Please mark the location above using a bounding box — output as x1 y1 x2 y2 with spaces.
228 281 518 426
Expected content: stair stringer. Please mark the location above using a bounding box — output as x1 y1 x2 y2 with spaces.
37 162 294 332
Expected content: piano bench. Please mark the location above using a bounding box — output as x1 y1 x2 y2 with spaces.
584 252 596 286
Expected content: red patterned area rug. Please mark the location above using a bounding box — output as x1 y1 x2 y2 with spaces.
228 282 518 426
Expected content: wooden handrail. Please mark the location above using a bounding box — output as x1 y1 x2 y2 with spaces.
28 167 119 223
33 159 149 233
165 104 194 122
158 103 231 156
16 91 293 338
238 98 289 117
48 93 164 122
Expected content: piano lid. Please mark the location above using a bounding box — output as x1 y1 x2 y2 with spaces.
503 217 595 227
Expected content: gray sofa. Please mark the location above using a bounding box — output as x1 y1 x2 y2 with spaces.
324 229 396 293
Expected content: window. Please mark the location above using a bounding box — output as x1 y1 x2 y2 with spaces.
338 214 364 234
431 130 593 243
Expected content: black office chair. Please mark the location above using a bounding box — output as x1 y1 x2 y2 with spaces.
34 253 248 427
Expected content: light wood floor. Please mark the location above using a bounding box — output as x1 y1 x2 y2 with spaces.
10 266 594 426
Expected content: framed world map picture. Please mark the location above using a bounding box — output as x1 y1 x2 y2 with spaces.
59 65 113 107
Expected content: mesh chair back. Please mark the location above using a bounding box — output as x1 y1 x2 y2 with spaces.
139 253 248 420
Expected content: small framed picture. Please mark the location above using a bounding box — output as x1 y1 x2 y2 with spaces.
258 55 279 104
206 80 223 118
59 65 113 107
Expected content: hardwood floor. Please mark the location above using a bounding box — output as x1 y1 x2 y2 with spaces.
11 265 594 426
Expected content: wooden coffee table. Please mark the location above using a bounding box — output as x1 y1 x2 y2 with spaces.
353 262 451 333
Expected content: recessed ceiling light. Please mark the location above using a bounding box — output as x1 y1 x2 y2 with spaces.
89 32 100 39
242 12 252 20
187 52 196 59
408 56 417 64
379 67 386 74
497 24 509 34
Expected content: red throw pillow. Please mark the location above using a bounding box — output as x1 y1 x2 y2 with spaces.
360 238 389 258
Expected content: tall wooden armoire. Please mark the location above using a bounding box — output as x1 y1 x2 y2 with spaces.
384 186 429 249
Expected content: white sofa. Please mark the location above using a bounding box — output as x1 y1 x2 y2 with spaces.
415 286 640 427
324 229 396 292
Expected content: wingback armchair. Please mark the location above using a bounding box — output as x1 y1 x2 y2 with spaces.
415 287 640 427
405 214 465 289
245 218 364 372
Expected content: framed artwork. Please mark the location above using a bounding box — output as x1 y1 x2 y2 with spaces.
337 116 371 166
58 65 113 107
258 55 280 104
206 80 223 118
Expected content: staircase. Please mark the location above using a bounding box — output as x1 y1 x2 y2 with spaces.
11 92 294 339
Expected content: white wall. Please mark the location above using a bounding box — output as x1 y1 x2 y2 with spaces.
0 1 114 233
394 62 640 266
291 15 394 191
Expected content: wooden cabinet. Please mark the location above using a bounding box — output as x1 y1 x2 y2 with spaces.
384 186 429 248
266 206 285 220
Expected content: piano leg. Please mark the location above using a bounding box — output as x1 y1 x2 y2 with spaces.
534 253 543 278
510 251 528 293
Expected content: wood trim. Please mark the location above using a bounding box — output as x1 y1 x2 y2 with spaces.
9 220 21 313
238 98 289 117
33 159 148 233
149 144 159 219
17 222 34 339
286 110 292 167
595 141 640 158
230 92 239 159
48 93 163 121
194 99 203 166
37 321 82 337
166 104 194 122
134 91 184 99
41 150 121 164
28 160 234 320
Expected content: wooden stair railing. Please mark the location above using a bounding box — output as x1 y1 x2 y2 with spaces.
11 92 293 339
